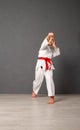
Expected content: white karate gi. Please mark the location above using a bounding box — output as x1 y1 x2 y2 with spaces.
33 38 60 96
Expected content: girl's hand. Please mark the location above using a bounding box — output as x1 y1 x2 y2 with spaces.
52 41 57 49
48 37 54 46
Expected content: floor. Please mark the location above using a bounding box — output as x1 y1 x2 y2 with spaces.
0 94 80 130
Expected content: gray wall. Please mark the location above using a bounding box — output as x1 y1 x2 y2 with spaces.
0 0 80 94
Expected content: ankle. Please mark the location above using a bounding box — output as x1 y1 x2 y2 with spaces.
50 96 54 98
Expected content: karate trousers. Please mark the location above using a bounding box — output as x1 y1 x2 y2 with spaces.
33 67 55 96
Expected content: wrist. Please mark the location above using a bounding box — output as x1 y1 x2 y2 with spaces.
52 44 57 49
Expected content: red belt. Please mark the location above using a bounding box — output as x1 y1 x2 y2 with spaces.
38 57 52 70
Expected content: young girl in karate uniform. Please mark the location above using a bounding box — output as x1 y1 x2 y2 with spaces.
32 32 60 104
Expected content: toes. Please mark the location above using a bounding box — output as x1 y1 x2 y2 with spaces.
32 92 37 98
48 99 54 104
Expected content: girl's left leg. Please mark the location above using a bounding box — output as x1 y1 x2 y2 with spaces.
45 70 55 104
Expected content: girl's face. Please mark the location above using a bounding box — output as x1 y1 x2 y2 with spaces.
50 35 54 41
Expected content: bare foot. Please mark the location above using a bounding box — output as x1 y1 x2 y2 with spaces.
48 96 54 104
32 91 37 98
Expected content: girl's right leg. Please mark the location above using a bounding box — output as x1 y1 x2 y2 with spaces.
32 68 44 97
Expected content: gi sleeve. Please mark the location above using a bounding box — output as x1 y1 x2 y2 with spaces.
39 38 48 50
52 48 60 57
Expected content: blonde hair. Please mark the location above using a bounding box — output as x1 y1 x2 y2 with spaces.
48 32 54 37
